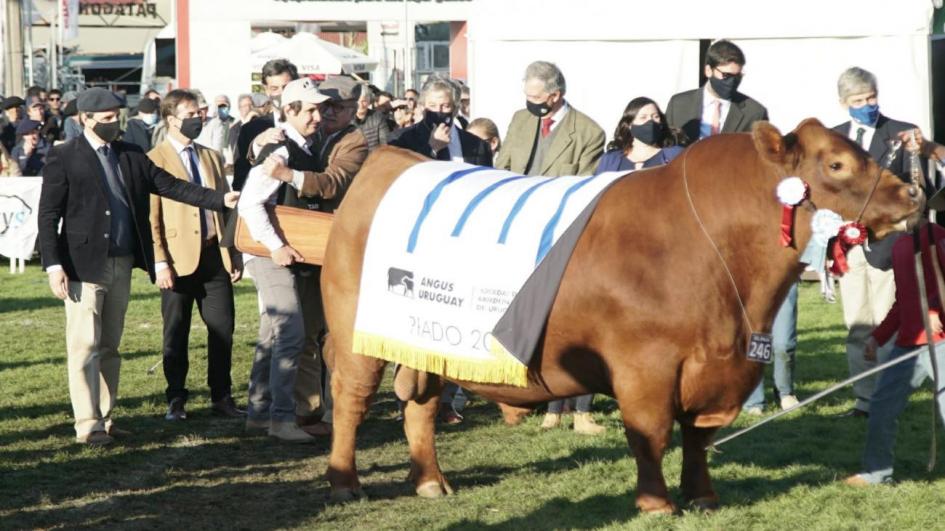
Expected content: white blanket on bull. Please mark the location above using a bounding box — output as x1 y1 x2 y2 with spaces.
353 161 627 387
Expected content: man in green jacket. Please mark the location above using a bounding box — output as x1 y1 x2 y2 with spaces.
495 60 605 177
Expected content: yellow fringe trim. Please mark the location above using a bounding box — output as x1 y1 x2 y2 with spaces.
352 331 528 387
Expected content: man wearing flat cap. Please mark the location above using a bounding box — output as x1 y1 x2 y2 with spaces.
11 119 49 175
38 87 240 447
1 96 25 153
264 75 369 434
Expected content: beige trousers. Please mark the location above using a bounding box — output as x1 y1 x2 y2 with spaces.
64 255 134 437
837 246 896 412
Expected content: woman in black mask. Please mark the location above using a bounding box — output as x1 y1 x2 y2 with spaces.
594 97 685 175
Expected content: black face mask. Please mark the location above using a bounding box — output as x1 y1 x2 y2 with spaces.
709 74 741 101
630 120 663 147
179 116 203 140
423 110 452 129
526 100 552 117
92 120 121 143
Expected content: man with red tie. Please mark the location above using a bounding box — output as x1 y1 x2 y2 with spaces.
494 60 604 177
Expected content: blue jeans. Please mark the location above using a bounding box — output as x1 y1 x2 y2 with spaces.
857 343 945 484
745 282 798 409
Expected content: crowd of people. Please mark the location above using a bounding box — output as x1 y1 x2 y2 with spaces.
21 38 945 487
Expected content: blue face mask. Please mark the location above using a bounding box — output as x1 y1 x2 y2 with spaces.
141 113 158 126
217 106 230 120
849 103 879 126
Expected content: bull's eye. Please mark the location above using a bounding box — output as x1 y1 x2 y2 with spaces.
829 162 843 171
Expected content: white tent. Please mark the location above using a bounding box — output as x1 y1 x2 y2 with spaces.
469 0 935 145
250 32 378 77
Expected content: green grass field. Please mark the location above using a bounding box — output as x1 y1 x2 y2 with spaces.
2 266 944 530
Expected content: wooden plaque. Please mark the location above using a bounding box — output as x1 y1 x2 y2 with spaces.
235 205 334 265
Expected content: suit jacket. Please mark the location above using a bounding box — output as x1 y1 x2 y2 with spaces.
832 114 927 271
388 121 493 167
297 125 369 212
123 118 153 153
148 139 237 277
233 113 275 191
495 105 605 177
666 87 768 145
38 136 225 283
832 114 925 186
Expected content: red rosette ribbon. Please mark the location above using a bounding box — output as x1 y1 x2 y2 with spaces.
829 222 868 275
776 177 810 247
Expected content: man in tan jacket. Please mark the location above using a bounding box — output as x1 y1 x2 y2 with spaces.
495 61 605 178
149 89 244 421
265 75 368 435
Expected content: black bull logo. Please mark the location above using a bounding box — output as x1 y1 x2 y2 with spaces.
387 268 414 297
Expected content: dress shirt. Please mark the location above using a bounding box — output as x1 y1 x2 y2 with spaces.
847 120 876 152
238 120 314 263
544 102 569 135
699 85 732 139
447 124 464 162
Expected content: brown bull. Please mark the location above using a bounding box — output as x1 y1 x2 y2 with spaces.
320 119 922 513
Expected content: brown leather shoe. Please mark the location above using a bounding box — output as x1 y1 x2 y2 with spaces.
211 396 246 418
76 430 113 447
843 474 873 487
107 426 132 439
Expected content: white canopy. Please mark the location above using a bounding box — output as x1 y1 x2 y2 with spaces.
469 0 935 146
250 32 378 76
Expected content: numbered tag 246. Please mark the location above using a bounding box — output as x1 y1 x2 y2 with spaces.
747 332 773 364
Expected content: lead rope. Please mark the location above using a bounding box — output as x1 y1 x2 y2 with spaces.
915 222 943 471
681 148 756 337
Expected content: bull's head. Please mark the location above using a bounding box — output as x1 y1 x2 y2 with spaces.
753 118 923 239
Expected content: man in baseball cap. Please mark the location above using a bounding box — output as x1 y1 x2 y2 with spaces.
236 76 332 443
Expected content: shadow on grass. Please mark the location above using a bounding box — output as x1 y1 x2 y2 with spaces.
0 291 163 315
0 349 156 374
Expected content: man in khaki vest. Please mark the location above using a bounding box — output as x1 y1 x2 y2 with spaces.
149 89 244 421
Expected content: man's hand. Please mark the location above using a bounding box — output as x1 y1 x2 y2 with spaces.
263 154 293 182
22 136 36 156
230 268 243 283
428 123 450 154
898 129 924 153
271 245 303 267
864 336 879 362
48 269 69 300
157 266 176 290
931 312 943 336
223 191 240 208
254 127 285 148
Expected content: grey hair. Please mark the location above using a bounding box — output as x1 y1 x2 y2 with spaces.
524 61 566 96
838 67 878 100
420 75 461 114
237 93 253 105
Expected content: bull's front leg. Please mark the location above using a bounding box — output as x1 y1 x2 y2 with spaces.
326 336 386 502
403 374 453 497
680 423 720 510
614 383 676 514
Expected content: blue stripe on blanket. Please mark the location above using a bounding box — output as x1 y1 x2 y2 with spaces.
407 165 490 253
451 175 530 237
497 177 555 244
535 175 599 263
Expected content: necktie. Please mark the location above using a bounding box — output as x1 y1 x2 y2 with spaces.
185 146 208 239
98 146 129 208
855 127 866 149
541 117 555 138
709 100 722 135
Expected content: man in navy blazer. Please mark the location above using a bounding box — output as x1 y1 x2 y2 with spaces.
38 88 239 446
831 67 928 420
388 75 492 167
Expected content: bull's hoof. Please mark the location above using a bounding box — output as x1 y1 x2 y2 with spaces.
329 487 368 503
416 480 454 498
636 495 676 515
687 496 720 512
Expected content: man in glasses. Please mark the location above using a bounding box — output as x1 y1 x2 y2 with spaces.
47 89 65 142
666 39 767 144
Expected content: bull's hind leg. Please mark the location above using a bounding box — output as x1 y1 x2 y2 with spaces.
615 386 676 514
326 338 386 502
680 423 720 510
403 375 453 497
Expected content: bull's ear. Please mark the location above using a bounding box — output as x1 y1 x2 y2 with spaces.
752 121 788 164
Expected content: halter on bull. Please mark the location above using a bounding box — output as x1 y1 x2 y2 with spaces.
320 118 922 513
